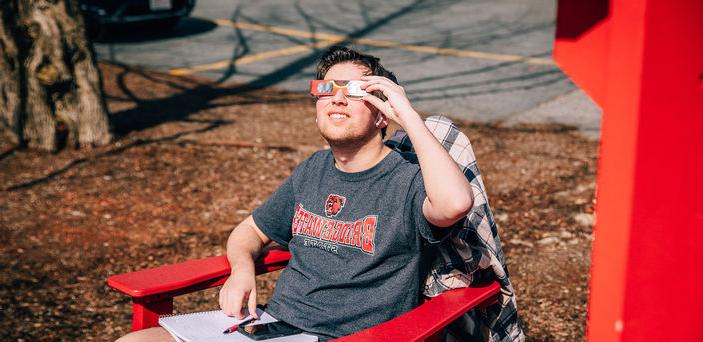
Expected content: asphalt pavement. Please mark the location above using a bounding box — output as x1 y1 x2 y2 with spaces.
94 0 601 139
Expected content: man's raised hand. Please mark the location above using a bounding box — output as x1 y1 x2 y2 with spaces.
360 75 420 129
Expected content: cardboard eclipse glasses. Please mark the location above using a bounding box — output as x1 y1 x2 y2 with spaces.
310 80 368 99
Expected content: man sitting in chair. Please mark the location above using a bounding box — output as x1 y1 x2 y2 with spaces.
118 46 473 341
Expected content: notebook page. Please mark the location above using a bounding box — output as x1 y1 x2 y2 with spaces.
158 309 318 341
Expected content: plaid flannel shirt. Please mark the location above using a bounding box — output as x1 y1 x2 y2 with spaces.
385 115 525 342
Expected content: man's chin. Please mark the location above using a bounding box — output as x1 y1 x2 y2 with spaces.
321 132 376 149
322 136 361 149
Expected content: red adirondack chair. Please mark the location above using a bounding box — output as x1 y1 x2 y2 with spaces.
108 245 500 341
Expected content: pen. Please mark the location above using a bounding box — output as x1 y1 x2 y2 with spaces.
222 316 257 334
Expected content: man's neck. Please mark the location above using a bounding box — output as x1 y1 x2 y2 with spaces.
331 138 391 173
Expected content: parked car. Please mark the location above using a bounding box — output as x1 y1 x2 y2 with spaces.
80 0 196 29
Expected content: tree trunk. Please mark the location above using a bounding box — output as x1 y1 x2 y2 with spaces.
0 0 111 151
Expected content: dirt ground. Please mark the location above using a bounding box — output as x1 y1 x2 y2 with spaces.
0 62 598 341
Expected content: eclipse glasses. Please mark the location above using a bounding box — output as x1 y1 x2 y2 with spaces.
310 80 369 99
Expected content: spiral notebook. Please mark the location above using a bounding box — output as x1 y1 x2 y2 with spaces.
158 308 319 341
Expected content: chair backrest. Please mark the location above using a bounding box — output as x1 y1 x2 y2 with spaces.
385 115 523 341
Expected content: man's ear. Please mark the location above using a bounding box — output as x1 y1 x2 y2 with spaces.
375 113 388 128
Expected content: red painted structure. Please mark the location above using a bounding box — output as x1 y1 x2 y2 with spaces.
554 0 703 341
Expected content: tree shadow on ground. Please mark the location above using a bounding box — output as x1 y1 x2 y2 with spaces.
7 0 564 191
4 119 228 191
108 0 566 138
109 0 463 138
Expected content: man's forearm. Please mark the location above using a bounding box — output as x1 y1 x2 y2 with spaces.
402 113 473 225
220 216 269 318
226 218 267 274
358 75 472 225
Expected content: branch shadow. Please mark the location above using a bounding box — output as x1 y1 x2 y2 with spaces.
100 0 566 144
407 69 565 97
109 0 461 138
214 6 251 84
4 119 228 192
0 147 18 162
80 0 565 191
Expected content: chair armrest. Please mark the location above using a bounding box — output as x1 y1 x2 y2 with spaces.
334 281 501 342
107 246 290 299
107 246 291 331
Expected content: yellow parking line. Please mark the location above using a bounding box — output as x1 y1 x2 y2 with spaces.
168 39 343 75
213 19 555 66
354 38 553 65
170 19 554 76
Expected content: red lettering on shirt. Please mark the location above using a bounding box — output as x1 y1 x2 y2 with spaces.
291 206 300 234
335 222 349 244
312 216 323 237
362 216 377 254
291 204 377 254
302 212 313 235
351 221 362 248
329 222 341 242
321 220 333 241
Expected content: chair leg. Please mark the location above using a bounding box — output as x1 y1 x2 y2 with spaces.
131 297 174 331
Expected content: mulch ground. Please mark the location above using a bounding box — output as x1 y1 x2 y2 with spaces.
0 62 597 341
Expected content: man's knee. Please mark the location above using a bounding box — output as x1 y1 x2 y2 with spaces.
115 327 175 342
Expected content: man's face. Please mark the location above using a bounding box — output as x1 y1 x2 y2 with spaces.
315 62 381 148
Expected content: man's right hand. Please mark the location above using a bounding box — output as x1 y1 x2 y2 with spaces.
219 268 259 319
219 215 271 320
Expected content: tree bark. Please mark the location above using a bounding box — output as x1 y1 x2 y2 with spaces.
0 0 111 151
0 1 22 145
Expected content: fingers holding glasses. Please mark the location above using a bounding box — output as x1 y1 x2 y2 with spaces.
361 95 398 123
360 76 409 103
360 76 416 126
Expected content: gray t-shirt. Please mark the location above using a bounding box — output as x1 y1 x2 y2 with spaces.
252 149 439 339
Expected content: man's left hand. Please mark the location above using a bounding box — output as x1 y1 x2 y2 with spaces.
360 76 420 129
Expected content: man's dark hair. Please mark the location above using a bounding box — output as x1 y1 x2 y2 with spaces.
315 46 399 138
316 46 398 84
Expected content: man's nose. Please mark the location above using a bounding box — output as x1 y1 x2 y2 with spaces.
331 90 348 105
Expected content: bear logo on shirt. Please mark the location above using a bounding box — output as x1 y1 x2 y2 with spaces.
325 194 346 217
